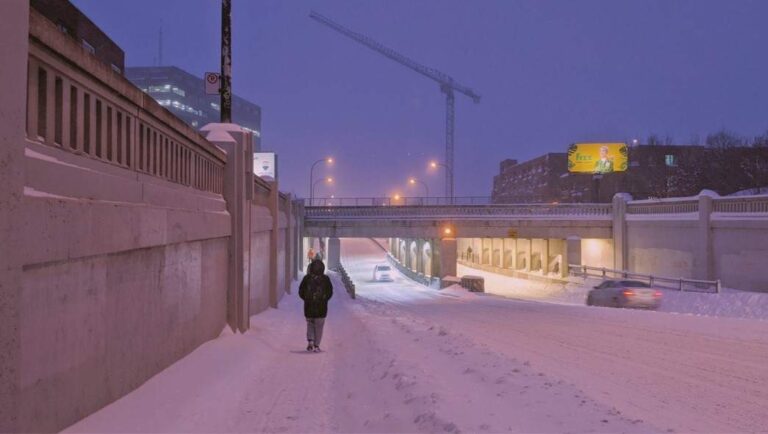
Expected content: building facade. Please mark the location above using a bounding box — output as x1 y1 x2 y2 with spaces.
126 66 261 144
31 0 124 73
492 144 768 203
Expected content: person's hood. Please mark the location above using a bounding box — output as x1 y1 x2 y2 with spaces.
309 259 325 276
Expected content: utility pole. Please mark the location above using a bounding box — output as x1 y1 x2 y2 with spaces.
220 0 232 123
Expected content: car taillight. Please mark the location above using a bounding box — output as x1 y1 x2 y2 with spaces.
622 289 634 297
653 291 662 298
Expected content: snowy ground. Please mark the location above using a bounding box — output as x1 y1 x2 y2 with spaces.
459 263 768 321
65 238 768 433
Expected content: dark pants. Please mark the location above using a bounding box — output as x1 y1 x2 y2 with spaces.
306 317 326 346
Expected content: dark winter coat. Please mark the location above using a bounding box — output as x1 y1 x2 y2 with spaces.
299 260 333 318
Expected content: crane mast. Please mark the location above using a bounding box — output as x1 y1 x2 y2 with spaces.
309 11 480 201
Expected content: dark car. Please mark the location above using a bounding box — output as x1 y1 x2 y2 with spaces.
586 279 662 309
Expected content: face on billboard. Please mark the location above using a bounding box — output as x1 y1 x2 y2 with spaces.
253 152 276 180
567 143 628 173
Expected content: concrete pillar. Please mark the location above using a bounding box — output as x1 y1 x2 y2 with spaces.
439 238 458 278
696 191 716 280
566 236 582 277
525 238 532 271
327 237 341 270
612 193 631 271
285 194 293 292
404 238 412 270
416 239 425 274
202 123 251 333
542 239 550 274
0 1 28 430
268 181 279 308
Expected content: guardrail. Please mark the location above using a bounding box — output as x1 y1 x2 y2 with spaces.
306 195 768 218
568 264 721 293
386 253 439 287
305 196 492 207
713 195 768 213
306 203 613 219
335 263 356 299
26 9 225 194
627 199 699 215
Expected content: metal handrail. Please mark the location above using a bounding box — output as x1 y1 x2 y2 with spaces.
305 203 613 219
568 264 721 293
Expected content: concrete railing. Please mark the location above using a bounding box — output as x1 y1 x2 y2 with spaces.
627 199 699 214
306 196 492 206
712 195 768 213
569 264 721 293
306 203 613 219
26 9 225 194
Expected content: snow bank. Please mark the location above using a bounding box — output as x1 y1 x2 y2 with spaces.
459 264 768 321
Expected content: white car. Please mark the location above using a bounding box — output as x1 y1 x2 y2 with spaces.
373 264 393 282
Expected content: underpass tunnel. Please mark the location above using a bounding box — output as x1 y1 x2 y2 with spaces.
456 237 604 279
307 235 614 287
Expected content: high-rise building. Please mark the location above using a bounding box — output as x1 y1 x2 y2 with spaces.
126 66 262 145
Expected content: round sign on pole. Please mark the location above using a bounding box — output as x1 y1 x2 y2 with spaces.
204 72 220 95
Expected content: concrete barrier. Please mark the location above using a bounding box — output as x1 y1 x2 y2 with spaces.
0 8 300 432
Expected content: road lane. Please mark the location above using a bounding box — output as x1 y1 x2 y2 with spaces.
341 238 768 433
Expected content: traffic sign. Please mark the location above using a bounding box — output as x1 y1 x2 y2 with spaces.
204 72 220 95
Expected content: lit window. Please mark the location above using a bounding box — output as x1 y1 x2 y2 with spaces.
665 155 677 167
210 102 220 111
172 87 186 97
82 39 95 54
149 85 170 93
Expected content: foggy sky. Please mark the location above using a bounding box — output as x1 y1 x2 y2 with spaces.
71 0 768 199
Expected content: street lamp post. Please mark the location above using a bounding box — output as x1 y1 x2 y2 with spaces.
312 177 334 202
309 157 333 205
408 177 429 200
429 161 454 202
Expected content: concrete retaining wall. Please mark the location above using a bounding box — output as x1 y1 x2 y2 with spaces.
0 7 301 432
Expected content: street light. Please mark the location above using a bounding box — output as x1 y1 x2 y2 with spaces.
428 160 454 201
311 176 333 203
408 177 429 198
309 157 333 204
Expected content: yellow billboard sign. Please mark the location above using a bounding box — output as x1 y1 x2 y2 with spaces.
567 143 628 174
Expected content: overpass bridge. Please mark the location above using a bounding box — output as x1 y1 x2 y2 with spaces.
301 194 768 290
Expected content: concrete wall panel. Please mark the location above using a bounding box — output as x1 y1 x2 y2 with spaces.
580 239 613 269
19 238 227 432
627 220 697 278
712 219 768 292
249 231 271 314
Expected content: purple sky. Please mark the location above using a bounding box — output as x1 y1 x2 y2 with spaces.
72 0 768 199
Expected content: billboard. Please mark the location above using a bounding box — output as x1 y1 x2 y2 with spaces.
567 143 628 174
253 152 276 180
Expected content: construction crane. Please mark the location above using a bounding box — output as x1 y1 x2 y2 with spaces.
309 10 481 201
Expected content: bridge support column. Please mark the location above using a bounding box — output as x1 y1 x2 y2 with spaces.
696 191 715 281
0 1 28 430
438 237 458 278
612 193 631 271
404 239 413 270
416 239 425 274
327 237 341 271
567 236 582 277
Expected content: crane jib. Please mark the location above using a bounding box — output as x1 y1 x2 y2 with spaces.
309 10 481 201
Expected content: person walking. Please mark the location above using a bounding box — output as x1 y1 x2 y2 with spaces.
307 247 316 266
299 259 333 352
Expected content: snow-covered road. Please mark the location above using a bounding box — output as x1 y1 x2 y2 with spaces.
65 238 768 433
